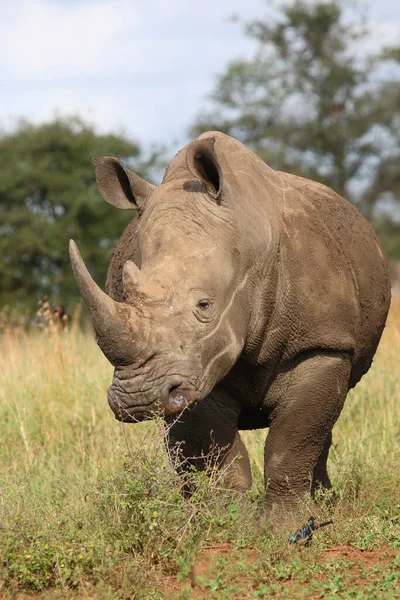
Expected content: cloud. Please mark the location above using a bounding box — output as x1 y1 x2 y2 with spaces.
1 0 140 80
0 0 260 146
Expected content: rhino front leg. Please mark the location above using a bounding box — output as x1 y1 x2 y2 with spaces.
311 432 333 495
165 386 252 493
263 351 352 516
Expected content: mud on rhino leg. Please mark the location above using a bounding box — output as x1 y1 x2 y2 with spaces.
263 351 351 517
165 386 252 493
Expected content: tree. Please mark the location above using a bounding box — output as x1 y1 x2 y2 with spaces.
0 117 154 311
191 0 400 259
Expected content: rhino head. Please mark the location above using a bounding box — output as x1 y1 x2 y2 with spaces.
70 136 253 422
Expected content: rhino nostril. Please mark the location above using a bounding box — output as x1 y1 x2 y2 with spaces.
168 383 182 395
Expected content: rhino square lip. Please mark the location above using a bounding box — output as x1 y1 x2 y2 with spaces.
107 383 198 422
107 384 156 422
109 402 150 423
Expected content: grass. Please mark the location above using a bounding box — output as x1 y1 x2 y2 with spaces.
0 299 399 598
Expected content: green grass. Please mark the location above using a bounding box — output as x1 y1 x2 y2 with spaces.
0 301 399 598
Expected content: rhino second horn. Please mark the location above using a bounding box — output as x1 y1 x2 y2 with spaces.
69 239 137 364
123 259 165 302
123 259 141 291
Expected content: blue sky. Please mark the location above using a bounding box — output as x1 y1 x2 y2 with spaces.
1 0 399 150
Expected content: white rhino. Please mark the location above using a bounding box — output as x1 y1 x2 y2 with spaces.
70 132 390 515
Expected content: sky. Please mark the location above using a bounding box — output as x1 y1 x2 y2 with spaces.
1 0 400 151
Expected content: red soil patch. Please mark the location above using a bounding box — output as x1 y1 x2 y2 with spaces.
322 543 398 567
160 542 400 599
319 544 399 590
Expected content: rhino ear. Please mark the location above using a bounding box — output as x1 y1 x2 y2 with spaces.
91 156 156 211
186 137 223 202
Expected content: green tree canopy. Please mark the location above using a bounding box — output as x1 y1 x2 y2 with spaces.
191 0 400 259
0 117 153 311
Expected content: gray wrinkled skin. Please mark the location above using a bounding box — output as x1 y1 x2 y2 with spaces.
70 131 391 516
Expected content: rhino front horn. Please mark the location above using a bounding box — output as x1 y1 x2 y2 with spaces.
69 239 138 364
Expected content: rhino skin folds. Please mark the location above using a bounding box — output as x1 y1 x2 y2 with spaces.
70 132 391 518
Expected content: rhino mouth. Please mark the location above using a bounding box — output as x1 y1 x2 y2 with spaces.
107 380 198 422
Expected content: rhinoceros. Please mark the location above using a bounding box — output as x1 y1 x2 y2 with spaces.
70 131 391 515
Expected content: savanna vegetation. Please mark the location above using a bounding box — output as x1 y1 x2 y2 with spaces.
0 299 399 598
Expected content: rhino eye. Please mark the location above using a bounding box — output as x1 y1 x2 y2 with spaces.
197 300 210 311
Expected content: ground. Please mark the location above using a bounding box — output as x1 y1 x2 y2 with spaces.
160 542 400 599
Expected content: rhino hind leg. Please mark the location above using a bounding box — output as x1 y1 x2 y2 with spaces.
165 386 252 494
263 351 352 517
